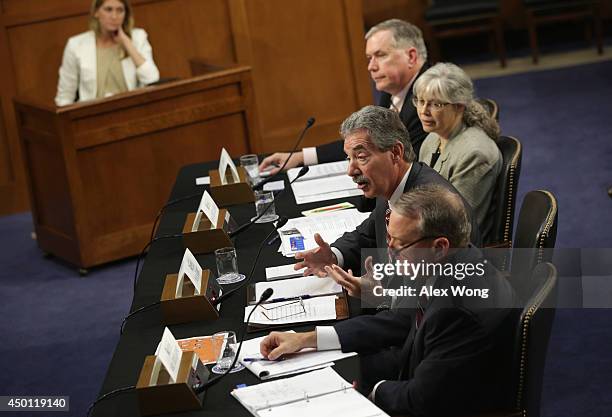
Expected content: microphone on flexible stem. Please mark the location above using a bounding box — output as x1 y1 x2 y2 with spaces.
253 117 315 191
229 166 309 239
213 216 288 306
192 288 274 395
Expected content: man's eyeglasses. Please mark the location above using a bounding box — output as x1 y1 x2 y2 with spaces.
411 97 451 112
388 235 444 260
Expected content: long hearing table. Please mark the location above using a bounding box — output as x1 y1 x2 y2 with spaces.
92 160 370 416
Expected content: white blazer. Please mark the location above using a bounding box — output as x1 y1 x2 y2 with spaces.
55 28 160 106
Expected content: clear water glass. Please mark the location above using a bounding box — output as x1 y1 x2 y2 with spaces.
240 154 260 185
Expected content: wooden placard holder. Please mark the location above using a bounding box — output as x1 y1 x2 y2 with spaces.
136 351 209 416
209 166 255 206
182 208 232 254
160 271 220 325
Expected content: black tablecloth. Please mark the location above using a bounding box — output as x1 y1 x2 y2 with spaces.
92 162 369 416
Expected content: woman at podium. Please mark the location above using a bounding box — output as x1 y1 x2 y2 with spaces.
54 0 159 106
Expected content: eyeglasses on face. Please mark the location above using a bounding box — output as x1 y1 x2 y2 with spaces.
388 235 444 260
411 97 452 112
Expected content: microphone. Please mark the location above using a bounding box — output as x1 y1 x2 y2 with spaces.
229 166 309 239
192 288 274 394
215 217 288 306
253 117 315 191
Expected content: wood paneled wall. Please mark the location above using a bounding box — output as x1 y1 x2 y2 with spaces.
0 0 371 215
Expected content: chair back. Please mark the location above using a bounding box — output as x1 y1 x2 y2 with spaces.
512 262 558 417
510 190 558 280
477 97 500 121
483 136 522 247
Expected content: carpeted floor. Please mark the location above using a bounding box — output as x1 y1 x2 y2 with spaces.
0 60 611 417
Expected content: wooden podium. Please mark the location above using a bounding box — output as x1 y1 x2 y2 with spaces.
13 66 260 270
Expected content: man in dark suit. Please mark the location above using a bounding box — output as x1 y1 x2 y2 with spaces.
294 105 480 279
259 19 429 174
260 185 516 416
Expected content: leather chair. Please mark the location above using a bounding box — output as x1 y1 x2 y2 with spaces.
483 136 522 248
524 0 603 64
510 190 558 284
477 97 500 121
424 0 506 67
510 261 558 417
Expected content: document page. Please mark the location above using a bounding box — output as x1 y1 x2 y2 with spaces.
232 367 349 410
265 264 306 281
237 334 356 380
258 389 389 417
244 295 337 325
277 209 370 256
231 367 389 417
287 160 349 183
254 276 341 301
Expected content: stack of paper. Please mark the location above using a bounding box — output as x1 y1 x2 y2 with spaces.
237 334 356 380
277 209 370 257
288 161 363 204
231 367 389 417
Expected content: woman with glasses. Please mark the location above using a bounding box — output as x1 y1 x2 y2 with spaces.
55 0 159 106
412 62 501 235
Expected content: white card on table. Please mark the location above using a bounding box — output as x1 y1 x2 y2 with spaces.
192 191 219 232
154 328 183 384
219 148 240 185
175 248 202 298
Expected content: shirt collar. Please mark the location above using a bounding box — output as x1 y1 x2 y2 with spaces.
388 163 412 210
390 71 419 112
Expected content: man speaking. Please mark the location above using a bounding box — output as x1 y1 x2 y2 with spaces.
294 105 481 278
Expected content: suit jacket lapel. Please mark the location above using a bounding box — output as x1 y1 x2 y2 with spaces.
404 162 422 192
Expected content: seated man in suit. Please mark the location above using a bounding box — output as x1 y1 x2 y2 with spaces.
261 184 517 416
259 19 429 174
295 105 480 280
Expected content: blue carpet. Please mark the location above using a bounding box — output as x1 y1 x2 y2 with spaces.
1 60 611 417
0 212 135 417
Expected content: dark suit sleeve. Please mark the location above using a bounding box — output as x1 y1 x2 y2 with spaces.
315 140 345 164
373 309 491 416
330 209 377 273
334 308 413 354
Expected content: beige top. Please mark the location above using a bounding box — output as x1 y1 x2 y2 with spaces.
419 125 502 233
96 44 128 99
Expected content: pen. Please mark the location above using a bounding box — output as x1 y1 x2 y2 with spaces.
310 204 346 213
267 234 281 246
242 357 277 362
267 295 312 303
